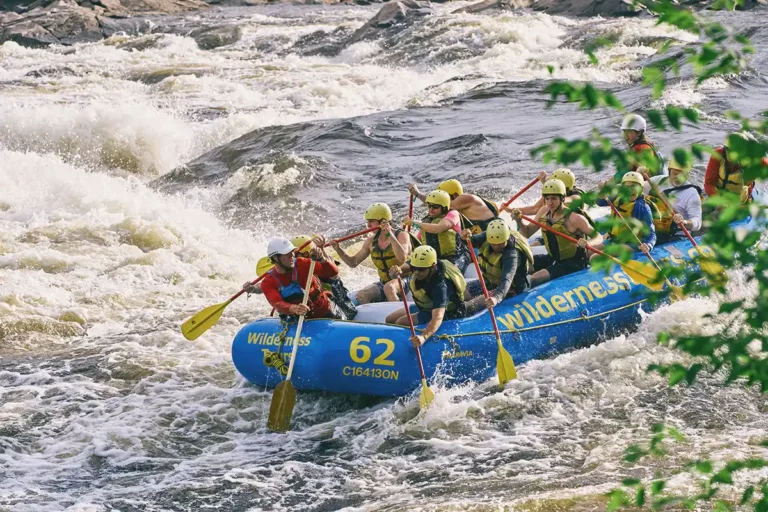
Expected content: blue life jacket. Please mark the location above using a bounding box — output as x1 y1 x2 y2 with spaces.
269 265 304 302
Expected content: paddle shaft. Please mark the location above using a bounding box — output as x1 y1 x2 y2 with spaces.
284 259 317 381
465 240 503 342
520 214 611 260
500 177 541 211
406 193 414 233
294 226 380 254
397 277 428 381
644 176 701 251
603 197 661 269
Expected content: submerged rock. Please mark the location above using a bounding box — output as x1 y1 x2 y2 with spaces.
346 0 430 45
189 23 242 49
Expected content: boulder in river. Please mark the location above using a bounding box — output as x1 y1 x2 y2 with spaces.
346 0 430 45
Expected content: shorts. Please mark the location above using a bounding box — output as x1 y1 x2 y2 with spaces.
364 277 410 303
409 302 466 325
533 253 587 280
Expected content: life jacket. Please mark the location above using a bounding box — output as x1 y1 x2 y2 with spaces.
542 209 585 261
609 197 659 242
461 196 500 234
717 147 751 203
410 260 467 313
268 265 324 307
631 136 666 176
647 179 704 236
369 229 421 283
422 210 466 261
478 233 534 288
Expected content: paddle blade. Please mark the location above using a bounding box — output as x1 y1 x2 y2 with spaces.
419 378 435 409
621 260 665 292
267 380 297 432
181 302 227 341
496 340 518 385
256 257 274 277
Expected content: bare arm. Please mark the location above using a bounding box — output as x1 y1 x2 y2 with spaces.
333 236 372 268
389 229 411 264
569 214 603 246
421 307 446 340
415 215 456 234
518 197 545 215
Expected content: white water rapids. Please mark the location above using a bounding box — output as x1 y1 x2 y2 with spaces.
1 4 767 511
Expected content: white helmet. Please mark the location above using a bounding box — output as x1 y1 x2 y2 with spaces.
621 113 646 132
267 237 295 258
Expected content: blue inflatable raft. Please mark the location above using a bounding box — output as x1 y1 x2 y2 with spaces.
232 212 758 398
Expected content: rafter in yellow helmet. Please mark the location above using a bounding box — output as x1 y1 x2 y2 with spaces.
438 179 463 196
426 190 451 208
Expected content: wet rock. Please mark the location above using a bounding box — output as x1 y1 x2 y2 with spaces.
25 65 78 76
190 23 242 50
347 0 430 45
452 0 529 14
98 16 154 38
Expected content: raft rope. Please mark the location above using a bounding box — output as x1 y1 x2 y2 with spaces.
434 298 648 343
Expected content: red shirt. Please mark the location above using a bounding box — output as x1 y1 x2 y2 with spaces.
261 257 339 318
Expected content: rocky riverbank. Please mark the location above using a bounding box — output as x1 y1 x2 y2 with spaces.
0 0 764 48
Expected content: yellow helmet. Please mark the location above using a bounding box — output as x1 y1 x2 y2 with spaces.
410 245 437 268
621 171 645 187
667 157 692 173
542 179 566 196
256 256 274 276
551 168 575 190
291 235 313 255
486 219 511 244
438 179 463 196
364 203 392 221
425 190 451 209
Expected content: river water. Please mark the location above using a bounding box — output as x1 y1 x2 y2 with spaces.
1 3 767 511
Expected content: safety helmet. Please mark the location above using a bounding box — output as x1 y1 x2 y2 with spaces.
724 131 757 149
425 190 451 209
438 179 464 196
256 256 274 276
486 219 511 245
291 235 313 255
267 237 295 258
621 113 646 132
621 171 645 187
410 245 437 268
364 203 392 221
667 157 692 174
551 168 575 190
541 179 566 197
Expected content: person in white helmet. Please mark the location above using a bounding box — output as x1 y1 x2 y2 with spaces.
260 235 348 320
600 113 665 190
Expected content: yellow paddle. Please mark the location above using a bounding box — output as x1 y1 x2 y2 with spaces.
521 215 665 292
181 272 270 341
181 227 378 341
465 239 517 385
397 277 435 409
256 256 274 277
603 197 685 299
643 175 726 283
267 259 317 432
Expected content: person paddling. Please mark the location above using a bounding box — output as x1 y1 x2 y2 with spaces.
645 159 702 243
409 179 498 233
386 246 468 347
704 131 768 204
333 203 416 304
260 236 348 321
404 190 471 272
511 179 601 287
590 171 656 261
461 219 532 315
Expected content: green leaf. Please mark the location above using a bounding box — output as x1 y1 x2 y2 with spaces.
719 300 744 313
622 478 641 486
668 365 687 386
666 106 683 130
606 490 630 512
635 487 646 507
741 486 755 504
695 461 714 473
651 479 666 496
712 469 733 484
714 500 733 512
648 110 665 130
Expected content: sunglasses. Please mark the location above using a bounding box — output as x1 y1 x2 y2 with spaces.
426 203 442 209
